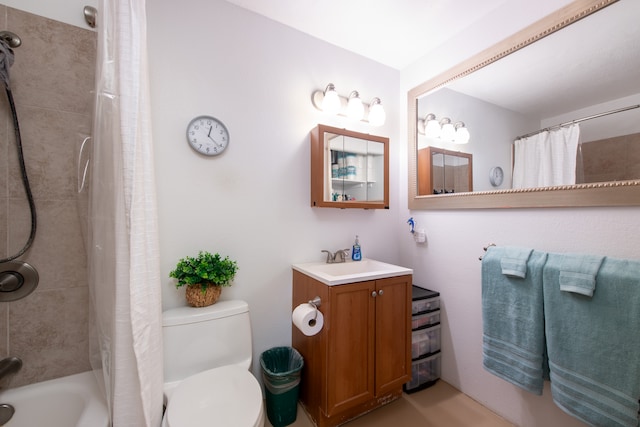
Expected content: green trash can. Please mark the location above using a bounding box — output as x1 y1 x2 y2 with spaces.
260 346 304 427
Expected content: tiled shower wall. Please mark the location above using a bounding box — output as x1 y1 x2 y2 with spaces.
0 5 96 386
580 132 640 184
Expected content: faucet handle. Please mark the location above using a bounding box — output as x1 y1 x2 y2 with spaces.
334 249 350 262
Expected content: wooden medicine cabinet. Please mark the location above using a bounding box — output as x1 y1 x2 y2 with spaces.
418 146 472 195
311 124 389 209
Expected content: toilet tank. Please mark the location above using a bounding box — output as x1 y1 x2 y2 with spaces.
162 300 253 384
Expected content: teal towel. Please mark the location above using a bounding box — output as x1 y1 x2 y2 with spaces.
482 246 547 395
558 253 605 297
543 254 640 427
500 246 534 278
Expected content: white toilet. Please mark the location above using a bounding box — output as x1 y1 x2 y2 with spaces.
162 300 265 427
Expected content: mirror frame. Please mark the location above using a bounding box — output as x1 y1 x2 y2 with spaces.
408 0 640 210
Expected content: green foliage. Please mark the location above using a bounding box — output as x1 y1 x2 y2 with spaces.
169 251 238 290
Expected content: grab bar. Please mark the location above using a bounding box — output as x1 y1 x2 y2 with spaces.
77 136 91 193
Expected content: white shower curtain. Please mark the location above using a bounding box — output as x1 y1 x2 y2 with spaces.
88 0 163 426
512 124 580 189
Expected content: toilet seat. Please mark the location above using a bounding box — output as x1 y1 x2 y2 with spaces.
164 365 264 427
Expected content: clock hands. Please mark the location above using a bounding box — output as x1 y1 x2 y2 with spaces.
207 126 220 146
205 126 229 149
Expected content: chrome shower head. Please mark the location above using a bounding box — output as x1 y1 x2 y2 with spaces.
0 31 21 49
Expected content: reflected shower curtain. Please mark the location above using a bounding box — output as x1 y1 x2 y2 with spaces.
512 124 580 189
88 0 163 426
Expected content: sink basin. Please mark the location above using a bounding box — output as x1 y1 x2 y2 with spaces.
292 258 412 286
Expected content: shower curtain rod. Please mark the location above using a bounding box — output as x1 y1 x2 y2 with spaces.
516 104 640 140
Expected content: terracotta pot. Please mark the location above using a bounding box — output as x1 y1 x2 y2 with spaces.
185 283 222 307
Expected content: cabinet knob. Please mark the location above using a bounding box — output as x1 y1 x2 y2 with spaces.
371 291 377 297
378 289 384 295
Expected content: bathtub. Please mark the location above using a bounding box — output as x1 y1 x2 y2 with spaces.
0 371 109 427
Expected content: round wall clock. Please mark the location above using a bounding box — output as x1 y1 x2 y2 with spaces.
186 115 230 156
489 166 504 187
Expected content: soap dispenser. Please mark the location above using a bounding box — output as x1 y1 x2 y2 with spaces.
352 235 362 261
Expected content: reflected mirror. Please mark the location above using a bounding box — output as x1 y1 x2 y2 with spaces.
311 124 389 209
418 146 472 194
408 0 640 209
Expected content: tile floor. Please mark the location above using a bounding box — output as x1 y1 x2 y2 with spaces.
266 380 514 427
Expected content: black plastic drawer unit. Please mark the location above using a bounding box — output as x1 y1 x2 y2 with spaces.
405 285 441 393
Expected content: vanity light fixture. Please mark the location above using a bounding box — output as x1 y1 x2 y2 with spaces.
312 83 386 126
418 113 471 144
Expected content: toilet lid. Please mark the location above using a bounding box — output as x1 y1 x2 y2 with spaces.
165 365 263 427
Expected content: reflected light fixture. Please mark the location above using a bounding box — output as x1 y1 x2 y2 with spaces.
311 83 386 126
454 122 470 144
347 91 365 120
423 113 441 138
418 113 471 144
440 118 456 141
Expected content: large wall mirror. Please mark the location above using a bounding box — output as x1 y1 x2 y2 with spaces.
408 0 640 209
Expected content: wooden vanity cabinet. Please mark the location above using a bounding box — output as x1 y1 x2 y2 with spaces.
292 270 412 427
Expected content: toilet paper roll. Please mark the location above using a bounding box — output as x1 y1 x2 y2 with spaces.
292 303 324 336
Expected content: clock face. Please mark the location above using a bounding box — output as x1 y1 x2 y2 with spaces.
186 115 229 156
489 166 504 187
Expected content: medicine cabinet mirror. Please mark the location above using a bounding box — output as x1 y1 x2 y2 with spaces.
311 124 389 209
408 0 640 209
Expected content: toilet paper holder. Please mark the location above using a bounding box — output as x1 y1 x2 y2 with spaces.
308 296 321 323
308 296 321 308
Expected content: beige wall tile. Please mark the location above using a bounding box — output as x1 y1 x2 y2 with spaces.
8 198 87 290
8 287 90 386
0 304 7 357
7 7 96 114
581 133 640 183
0 7 95 386
7 106 91 200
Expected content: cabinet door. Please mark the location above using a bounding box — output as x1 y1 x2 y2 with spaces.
326 281 375 416
374 276 411 395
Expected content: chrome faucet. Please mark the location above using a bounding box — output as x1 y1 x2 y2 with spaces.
0 357 20 425
321 249 350 264
0 356 22 384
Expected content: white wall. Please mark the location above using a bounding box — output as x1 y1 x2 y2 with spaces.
146 0 401 377
400 1 640 426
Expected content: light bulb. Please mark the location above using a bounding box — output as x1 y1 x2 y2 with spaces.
321 83 341 115
368 98 386 126
440 118 455 141
424 114 441 138
454 122 470 144
347 91 365 120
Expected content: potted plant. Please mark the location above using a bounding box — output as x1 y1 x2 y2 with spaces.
169 250 238 307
